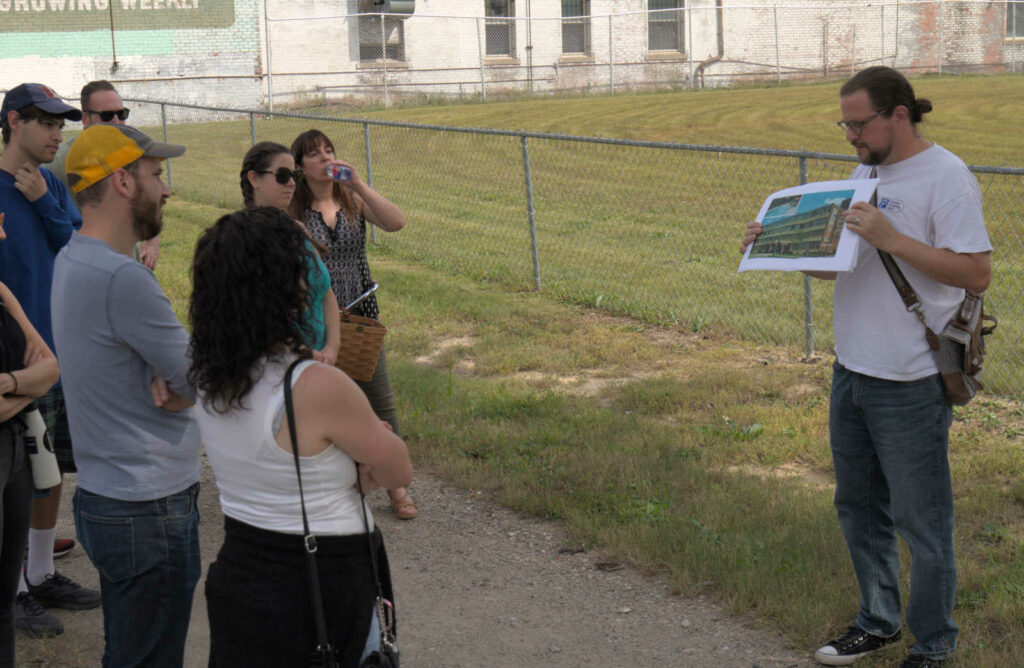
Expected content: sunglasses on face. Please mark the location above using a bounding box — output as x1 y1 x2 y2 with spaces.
258 167 304 185
85 108 130 122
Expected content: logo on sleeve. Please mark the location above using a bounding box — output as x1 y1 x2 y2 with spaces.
877 197 904 213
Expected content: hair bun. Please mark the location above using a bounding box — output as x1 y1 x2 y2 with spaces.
912 98 933 122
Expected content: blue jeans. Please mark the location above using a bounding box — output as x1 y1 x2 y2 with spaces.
830 362 956 659
74 483 201 668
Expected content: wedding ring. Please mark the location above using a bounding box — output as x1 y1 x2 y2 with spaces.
853 216 861 223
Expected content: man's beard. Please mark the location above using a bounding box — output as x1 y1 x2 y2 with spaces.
130 191 163 241
857 142 892 167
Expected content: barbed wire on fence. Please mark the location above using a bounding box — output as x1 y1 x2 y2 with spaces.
120 96 1024 399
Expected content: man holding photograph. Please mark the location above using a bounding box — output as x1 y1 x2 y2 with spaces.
742 67 991 667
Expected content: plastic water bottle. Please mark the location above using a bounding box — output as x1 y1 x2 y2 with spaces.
22 407 61 489
326 164 352 182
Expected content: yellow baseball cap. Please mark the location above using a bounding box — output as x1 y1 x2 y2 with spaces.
65 124 185 193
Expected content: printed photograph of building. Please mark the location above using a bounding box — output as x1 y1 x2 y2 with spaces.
749 190 852 259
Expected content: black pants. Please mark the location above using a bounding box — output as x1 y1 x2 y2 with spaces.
206 516 395 668
0 423 32 668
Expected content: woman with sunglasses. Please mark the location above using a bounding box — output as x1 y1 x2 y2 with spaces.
0 213 60 662
190 207 412 666
289 129 417 521
241 142 340 365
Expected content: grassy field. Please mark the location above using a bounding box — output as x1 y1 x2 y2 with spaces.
158 193 1024 666
112 73 1024 397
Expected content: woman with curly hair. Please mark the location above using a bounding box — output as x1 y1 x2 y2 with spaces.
290 129 417 520
189 207 412 667
240 141 340 365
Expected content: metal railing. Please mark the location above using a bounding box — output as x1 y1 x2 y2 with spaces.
124 98 1024 398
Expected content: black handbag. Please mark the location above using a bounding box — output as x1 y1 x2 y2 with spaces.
283 360 399 668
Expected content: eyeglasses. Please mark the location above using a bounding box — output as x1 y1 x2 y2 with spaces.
836 110 885 135
84 108 130 122
258 167 304 185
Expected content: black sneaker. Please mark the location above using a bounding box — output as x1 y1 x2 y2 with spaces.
27 571 101 610
13 592 64 637
814 625 901 665
900 655 946 667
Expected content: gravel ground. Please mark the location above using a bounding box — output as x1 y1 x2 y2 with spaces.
16 461 817 667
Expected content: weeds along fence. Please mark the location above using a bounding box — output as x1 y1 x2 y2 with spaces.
125 98 1024 398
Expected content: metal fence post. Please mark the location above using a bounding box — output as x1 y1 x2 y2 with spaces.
477 17 487 102
851 24 856 74
799 156 813 358
938 0 944 74
520 135 541 291
264 0 274 112
880 5 885 66
608 14 614 95
381 16 390 108
688 5 695 88
161 103 172 190
249 112 256 146
774 6 782 83
364 122 377 245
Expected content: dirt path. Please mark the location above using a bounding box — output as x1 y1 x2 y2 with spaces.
17 463 815 667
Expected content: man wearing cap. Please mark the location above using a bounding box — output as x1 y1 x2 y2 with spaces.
51 124 199 667
0 83 101 637
49 80 162 270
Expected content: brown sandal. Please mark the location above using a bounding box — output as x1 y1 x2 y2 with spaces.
390 491 418 520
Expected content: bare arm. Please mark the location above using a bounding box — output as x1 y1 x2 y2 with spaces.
276 364 413 490
845 202 992 293
314 287 341 365
0 282 60 399
353 184 405 232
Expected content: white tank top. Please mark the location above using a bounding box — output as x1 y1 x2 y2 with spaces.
196 357 373 535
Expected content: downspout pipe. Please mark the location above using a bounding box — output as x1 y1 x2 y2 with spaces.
695 0 724 88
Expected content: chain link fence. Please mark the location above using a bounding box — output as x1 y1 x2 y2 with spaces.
120 98 1023 398
261 2 1024 112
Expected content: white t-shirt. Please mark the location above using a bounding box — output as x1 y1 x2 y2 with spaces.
196 357 373 535
834 144 991 381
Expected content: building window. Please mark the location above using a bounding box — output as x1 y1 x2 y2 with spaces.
561 0 591 55
1009 1 1024 38
649 0 684 52
359 14 406 62
485 0 516 57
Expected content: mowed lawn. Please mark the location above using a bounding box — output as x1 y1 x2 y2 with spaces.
124 73 1024 397
148 75 1024 666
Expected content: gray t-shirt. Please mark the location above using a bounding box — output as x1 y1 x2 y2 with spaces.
52 232 200 501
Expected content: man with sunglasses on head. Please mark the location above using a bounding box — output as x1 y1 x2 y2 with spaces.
49 81 161 270
742 67 991 667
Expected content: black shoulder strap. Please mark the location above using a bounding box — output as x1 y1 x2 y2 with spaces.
283 359 334 655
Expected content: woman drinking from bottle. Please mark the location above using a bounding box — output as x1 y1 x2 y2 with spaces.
289 130 417 520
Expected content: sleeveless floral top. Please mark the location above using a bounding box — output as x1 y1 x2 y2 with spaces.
301 208 380 320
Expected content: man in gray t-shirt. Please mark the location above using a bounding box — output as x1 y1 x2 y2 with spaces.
51 124 198 667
